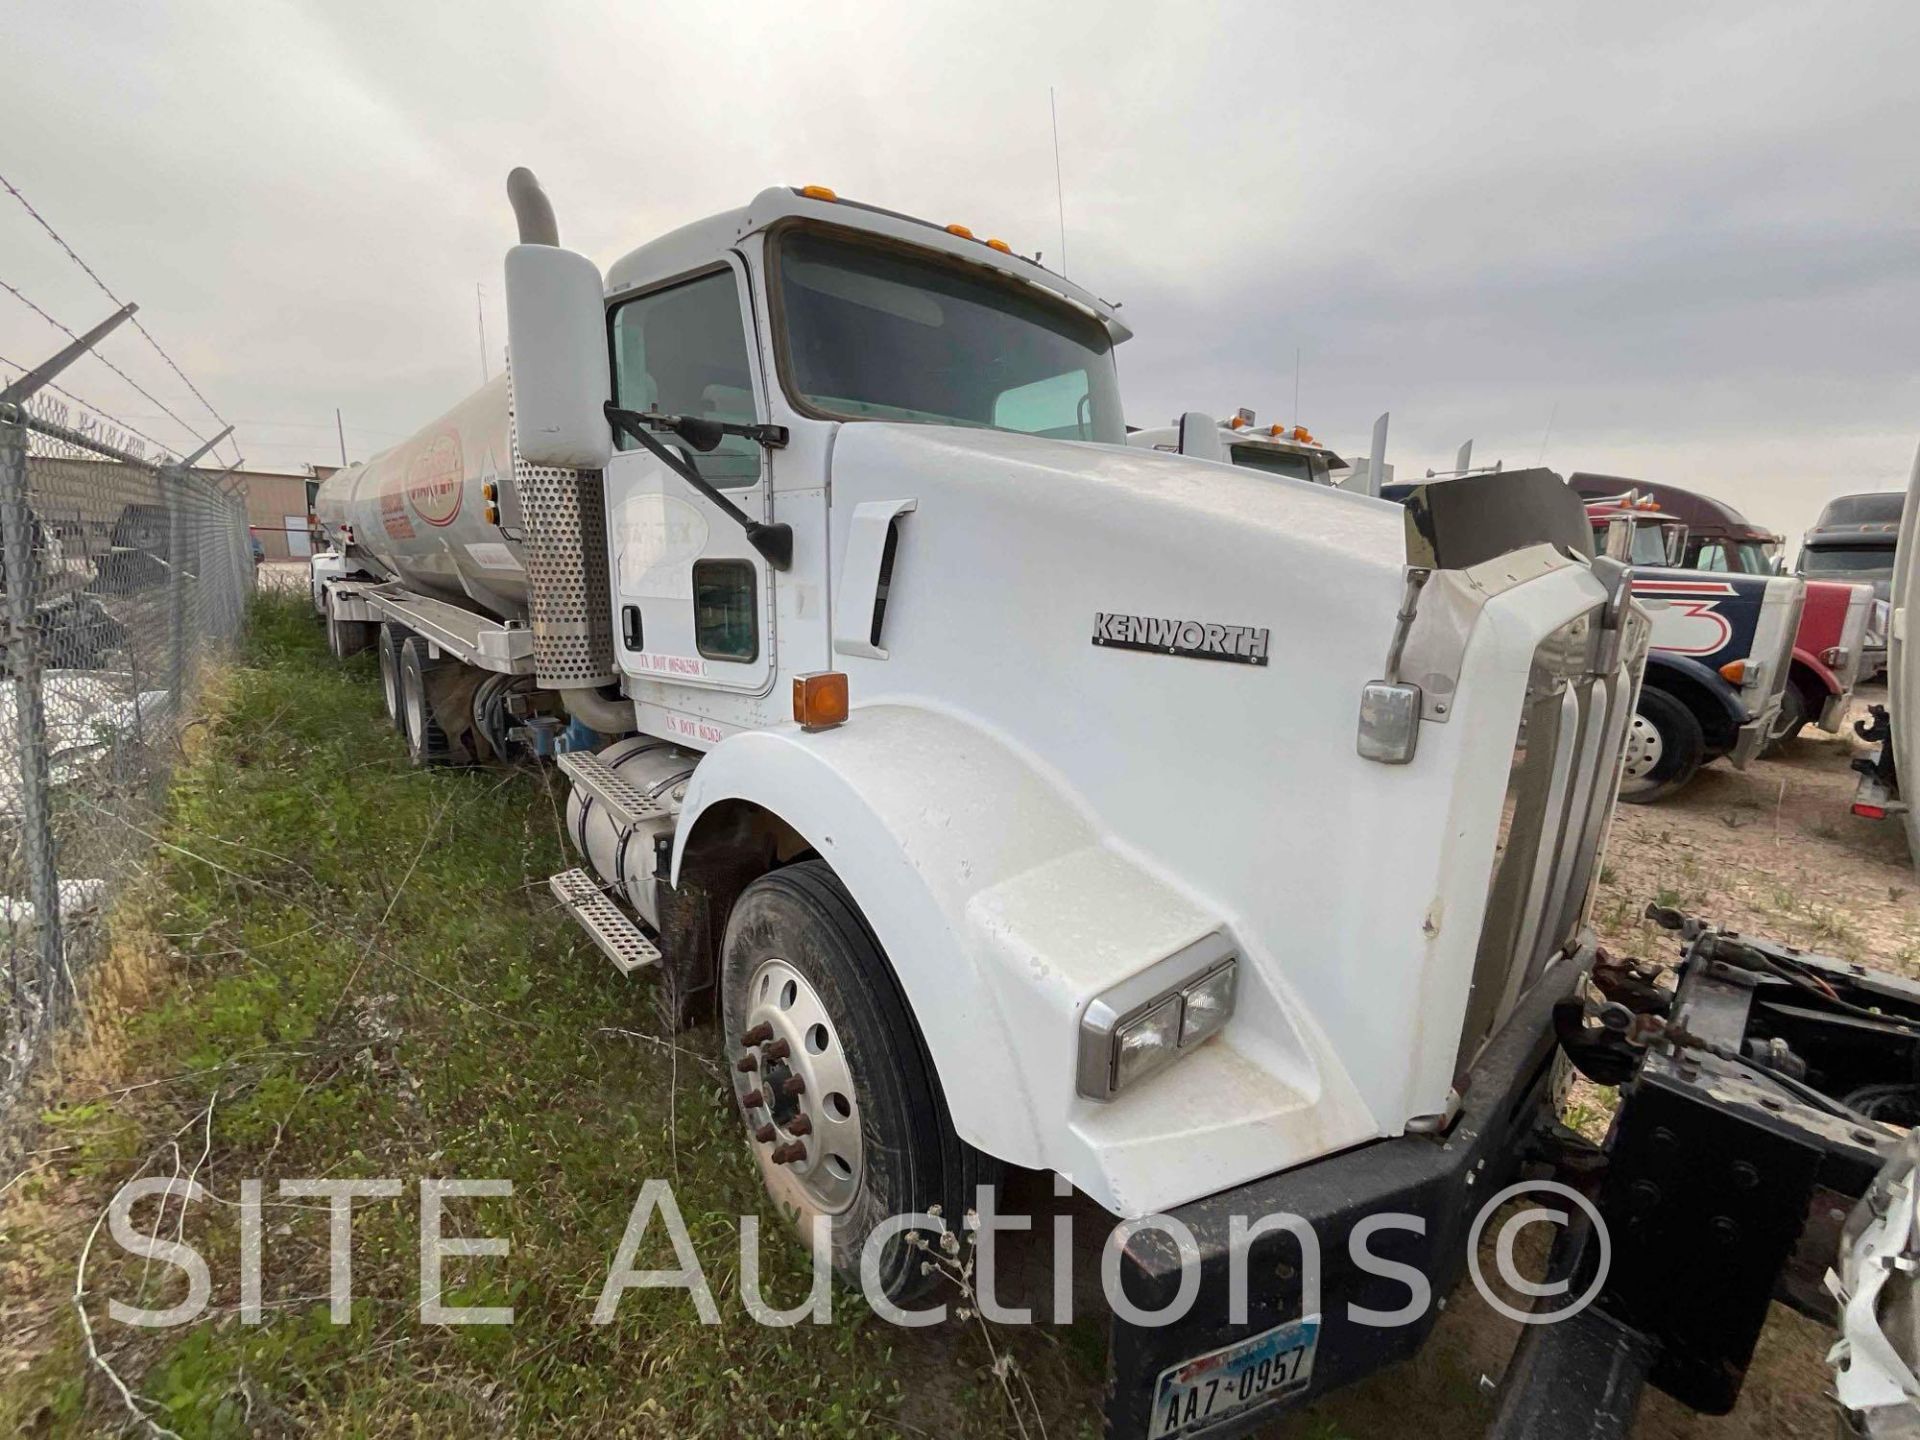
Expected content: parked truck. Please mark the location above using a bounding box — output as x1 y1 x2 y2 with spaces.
1381 478 1801 803
311 172 1920 1438
1127 408 1392 494
1584 492 1863 775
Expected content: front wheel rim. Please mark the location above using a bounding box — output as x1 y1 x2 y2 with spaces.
1622 712 1664 782
735 957 863 1214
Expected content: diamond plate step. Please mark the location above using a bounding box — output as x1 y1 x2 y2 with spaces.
550 868 661 976
555 749 671 835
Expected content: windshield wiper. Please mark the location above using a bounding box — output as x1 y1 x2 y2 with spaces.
603 405 792 570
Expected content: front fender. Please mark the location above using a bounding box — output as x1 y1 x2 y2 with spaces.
1791 646 1841 699
671 704 1366 1216
1646 649 1749 736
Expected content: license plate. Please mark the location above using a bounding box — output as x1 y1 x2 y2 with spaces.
1147 1315 1319 1438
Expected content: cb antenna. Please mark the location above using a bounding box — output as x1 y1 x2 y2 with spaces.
1050 87 1068 276
476 282 489 383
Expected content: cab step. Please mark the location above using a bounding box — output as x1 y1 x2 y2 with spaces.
555 748 673 835
549 867 661 976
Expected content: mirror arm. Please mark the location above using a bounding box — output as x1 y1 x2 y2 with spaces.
604 405 793 570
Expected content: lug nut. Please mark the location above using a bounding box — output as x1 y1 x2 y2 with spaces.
770 1141 807 1165
764 1038 791 1062
741 1089 764 1108
734 1054 758 1072
788 1114 813 1137
740 1022 773 1046
782 1075 807 1097
754 1123 776 1144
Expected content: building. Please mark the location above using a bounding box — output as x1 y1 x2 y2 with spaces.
209 466 324 561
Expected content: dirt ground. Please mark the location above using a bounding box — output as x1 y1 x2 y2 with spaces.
1266 685 1919 1440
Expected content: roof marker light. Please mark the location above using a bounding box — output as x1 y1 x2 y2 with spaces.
945 223 975 238
799 185 839 202
985 237 1012 253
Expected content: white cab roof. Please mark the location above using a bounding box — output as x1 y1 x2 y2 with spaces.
604 186 1131 343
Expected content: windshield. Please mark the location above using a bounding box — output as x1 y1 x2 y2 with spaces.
1591 519 1681 566
1229 444 1330 484
774 228 1125 443
1799 544 1896 578
1817 493 1904 527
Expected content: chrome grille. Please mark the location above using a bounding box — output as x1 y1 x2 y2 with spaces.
1456 598 1650 1070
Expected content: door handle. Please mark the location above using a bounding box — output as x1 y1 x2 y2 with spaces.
621 604 643 651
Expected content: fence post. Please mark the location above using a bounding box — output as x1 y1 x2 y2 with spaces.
0 404 65 1026
166 465 186 710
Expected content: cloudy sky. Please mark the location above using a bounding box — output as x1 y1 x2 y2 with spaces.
3 0 1915 548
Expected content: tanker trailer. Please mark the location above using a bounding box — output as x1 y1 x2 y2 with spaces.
314 374 527 618
313 357 628 760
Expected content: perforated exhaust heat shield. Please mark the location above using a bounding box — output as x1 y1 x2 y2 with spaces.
508 368 617 688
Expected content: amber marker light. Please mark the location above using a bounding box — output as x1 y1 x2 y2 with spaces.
793 671 850 731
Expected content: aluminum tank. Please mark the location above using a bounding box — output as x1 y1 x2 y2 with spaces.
314 374 530 620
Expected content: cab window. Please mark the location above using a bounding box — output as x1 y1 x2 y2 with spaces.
611 271 761 486
1694 541 1730 571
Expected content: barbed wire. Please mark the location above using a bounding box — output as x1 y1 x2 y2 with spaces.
0 168 243 468
0 347 183 462
0 274 214 454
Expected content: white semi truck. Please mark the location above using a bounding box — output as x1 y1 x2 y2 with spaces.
1128 407 1393 494
310 172 1919 1438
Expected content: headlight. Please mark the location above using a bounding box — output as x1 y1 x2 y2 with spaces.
1076 934 1239 1100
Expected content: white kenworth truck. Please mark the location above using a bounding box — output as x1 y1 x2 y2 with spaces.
311 171 1748 1438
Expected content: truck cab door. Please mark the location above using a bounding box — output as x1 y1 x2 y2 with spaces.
602 261 776 710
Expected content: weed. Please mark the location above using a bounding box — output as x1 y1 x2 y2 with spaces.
0 596 1029 1439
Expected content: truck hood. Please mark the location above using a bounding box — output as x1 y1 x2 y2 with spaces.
820 421 1613 1188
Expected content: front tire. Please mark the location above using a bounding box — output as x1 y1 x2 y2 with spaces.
1618 686 1706 804
720 860 985 1302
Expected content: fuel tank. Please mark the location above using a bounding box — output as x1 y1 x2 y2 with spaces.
314 374 529 619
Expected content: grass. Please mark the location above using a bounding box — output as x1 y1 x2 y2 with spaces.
0 595 1091 1438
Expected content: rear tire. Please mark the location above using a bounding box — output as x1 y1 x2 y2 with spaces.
326 609 374 659
377 622 413 733
719 860 987 1303
1618 686 1706 804
399 636 473 767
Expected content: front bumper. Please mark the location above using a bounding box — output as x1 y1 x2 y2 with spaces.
1729 704 1776 767
1104 953 1585 1438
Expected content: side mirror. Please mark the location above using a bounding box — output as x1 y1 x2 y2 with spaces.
1176 412 1226 462
503 243 613 471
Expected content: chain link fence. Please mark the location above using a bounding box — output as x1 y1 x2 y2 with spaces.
0 403 252 1113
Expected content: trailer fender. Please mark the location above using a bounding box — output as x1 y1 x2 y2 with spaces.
670 703 1230 1174
1644 650 1746 753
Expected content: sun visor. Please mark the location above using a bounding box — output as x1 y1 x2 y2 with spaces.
1402 468 1593 570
